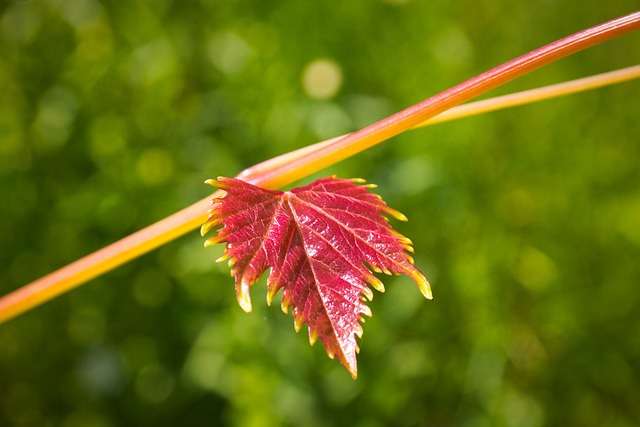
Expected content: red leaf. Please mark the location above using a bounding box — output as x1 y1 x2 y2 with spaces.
201 176 432 378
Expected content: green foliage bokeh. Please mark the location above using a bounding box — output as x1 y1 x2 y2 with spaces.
1 1 639 426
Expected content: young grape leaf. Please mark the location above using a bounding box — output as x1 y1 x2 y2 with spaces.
201 176 432 378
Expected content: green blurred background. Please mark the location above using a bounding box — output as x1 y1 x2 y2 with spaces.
1 1 639 426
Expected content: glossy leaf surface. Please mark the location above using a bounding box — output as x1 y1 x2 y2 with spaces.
201 177 431 377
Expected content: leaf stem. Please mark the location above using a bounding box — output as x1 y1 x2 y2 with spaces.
418 64 640 127
1 12 638 324
254 11 640 189
0 197 214 324
240 64 640 181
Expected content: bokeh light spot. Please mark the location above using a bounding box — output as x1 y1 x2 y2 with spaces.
302 58 343 100
135 147 175 186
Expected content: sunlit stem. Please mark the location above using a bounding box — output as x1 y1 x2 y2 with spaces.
419 64 640 126
0 198 214 324
240 64 640 181
253 11 640 189
0 12 638 324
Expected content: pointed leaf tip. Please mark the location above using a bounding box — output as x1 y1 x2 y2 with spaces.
200 219 216 236
309 330 318 346
416 274 433 300
384 206 408 222
361 304 373 318
348 367 358 380
204 235 222 247
236 278 253 313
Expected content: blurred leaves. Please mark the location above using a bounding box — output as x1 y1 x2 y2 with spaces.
1 0 640 426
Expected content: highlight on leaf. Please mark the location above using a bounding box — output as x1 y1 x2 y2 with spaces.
200 176 432 378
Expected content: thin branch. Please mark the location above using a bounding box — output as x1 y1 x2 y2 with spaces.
240 64 640 180
420 64 640 126
0 197 214 324
253 11 640 189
